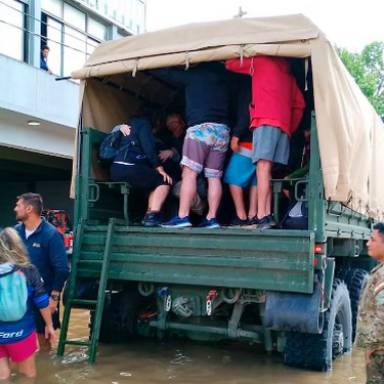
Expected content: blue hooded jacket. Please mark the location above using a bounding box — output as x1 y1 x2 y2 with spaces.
15 219 69 294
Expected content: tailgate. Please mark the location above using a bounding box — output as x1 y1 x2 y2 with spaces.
78 225 315 294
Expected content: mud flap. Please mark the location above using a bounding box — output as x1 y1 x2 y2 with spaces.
264 281 324 334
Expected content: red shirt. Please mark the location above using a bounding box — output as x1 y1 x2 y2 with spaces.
225 56 305 137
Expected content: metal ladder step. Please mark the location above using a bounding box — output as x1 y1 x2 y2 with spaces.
57 218 115 363
71 299 98 307
63 340 92 347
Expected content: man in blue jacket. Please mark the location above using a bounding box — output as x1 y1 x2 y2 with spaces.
40 45 52 74
14 193 69 349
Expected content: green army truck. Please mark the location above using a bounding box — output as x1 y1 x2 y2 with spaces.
57 15 384 371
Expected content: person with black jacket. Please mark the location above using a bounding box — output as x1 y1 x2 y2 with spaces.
110 116 172 227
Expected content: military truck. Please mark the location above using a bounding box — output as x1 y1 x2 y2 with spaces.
57 15 384 371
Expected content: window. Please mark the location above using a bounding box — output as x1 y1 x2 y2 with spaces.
88 18 106 41
86 37 98 58
0 0 25 61
134 0 145 33
40 2 107 76
42 0 62 18
46 16 63 75
63 26 86 76
63 3 86 31
81 0 145 33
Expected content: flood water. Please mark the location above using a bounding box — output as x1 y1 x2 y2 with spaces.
16 309 366 383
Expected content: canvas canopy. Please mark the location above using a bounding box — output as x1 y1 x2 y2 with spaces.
71 14 384 219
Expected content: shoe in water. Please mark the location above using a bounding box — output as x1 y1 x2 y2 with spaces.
142 211 162 227
198 217 220 229
161 215 192 228
229 216 249 226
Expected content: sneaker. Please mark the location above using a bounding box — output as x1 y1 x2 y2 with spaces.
198 217 220 229
267 214 277 227
256 215 276 230
229 216 249 226
248 216 259 225
142 211 162 227
161 215 192 228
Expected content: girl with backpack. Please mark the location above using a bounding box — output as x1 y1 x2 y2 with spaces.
0 227 56 380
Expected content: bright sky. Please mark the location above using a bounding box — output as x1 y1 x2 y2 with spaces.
146 0 384 52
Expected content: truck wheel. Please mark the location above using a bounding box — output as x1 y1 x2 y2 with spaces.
90 289 140 343
342 268 369 342
283 279 352 371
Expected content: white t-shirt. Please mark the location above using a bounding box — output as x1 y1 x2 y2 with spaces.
25 228 37 239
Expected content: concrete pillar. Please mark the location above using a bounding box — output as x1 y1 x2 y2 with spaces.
28 0 42 68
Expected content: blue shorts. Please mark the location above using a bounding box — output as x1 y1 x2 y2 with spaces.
252 125 290 165
224 150 257 188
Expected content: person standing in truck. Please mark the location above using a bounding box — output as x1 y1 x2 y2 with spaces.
0 227 56 380
151 62 230 228
225 55 305 229
14 193 69 350
224 74 258 226
356 223 384 384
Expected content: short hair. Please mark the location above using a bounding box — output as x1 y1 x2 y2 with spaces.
17 193 43 215
373 223 384 238
42 45 50 51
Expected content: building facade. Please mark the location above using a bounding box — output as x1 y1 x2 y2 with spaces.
0 0 146 226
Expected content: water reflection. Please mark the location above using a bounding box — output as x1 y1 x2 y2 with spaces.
16 310 366 383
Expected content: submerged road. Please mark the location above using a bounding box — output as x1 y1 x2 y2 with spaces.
34 310 365 384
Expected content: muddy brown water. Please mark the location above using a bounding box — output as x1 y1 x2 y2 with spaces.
12 309 367 383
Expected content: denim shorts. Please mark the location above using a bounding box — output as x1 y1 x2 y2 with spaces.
252 125 290 165
224 149 257 187
181 122 230 178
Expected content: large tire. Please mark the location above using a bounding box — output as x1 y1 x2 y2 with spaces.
90 289 141 343
283 279 352 371
342 268 369 342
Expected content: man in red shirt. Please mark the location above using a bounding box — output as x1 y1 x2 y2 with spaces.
226 55 305 228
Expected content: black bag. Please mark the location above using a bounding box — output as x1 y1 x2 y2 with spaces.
280 200 308 229
99 129 125 161
99 125 147 164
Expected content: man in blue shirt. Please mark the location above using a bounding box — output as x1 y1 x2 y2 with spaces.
40 45 52 74
14 193 69 349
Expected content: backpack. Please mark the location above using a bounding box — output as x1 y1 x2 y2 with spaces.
99 125 144 163
99 128 124 161
0 266 28 322
280 200 308 229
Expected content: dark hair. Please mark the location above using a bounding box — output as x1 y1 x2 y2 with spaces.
373 223 384 237
17 193 43 215
42 45 50 51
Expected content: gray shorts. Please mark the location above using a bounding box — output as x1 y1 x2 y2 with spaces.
252 125 290 165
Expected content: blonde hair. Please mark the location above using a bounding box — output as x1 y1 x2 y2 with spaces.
0 227 30 267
